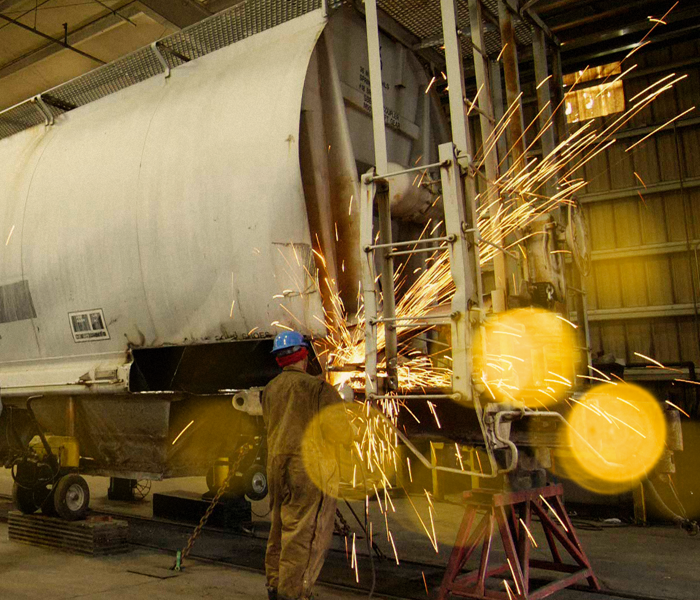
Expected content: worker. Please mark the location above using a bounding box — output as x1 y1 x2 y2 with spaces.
263 331 353 600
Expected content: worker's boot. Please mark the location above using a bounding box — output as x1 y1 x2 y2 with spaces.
267 588 277 600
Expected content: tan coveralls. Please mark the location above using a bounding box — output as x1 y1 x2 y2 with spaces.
262 365 353 600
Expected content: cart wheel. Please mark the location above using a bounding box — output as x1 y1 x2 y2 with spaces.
12 482 40 514
134 480 152 500
53 474 90 521
243 464 268 501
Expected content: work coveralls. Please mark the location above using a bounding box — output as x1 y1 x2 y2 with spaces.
262 365 353 600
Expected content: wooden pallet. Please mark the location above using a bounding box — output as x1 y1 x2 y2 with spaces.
8 511 130 555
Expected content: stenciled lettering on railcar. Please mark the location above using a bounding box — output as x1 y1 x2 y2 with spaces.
359 65 400 130
68 308 110 343
228 330 272 341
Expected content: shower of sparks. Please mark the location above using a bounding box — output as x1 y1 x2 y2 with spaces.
171 420 194 445
540 495 568 532
556 315 578 329
634 352 665 368
665 400 690 418
506 558 522 595
520 518 538 547
284 17 692 579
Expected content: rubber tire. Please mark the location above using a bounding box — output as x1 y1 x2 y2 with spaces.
243 464 268 501
53 474 90 521
12 482 40 514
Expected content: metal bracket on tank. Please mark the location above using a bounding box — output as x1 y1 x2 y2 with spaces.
151 42 170 79
32 95 54 127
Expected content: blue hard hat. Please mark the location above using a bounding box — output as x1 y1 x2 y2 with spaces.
271 331 308 354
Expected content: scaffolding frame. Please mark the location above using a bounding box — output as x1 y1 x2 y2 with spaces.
360 0 590 477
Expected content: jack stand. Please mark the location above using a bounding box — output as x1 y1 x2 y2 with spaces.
439 484 600 599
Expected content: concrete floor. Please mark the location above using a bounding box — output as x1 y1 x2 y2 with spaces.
0 471 698 600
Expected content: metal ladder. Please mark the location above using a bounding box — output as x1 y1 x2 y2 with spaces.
359 148 505 480
358 0 514 480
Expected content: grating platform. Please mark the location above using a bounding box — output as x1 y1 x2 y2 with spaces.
8 511 130 556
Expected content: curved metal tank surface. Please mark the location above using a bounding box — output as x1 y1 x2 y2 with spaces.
0 11 327 392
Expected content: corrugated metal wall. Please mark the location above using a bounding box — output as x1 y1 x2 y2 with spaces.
574 39 700 367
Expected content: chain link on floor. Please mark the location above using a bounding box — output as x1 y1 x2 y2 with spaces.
173 443 252 571
334 507 351 537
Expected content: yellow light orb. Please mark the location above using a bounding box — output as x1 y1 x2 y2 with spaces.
559 382 666 494
301 402 396 500
473 308 578 407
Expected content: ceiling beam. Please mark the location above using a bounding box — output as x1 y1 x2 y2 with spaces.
136 0 210 29
0 0 27 11
0 3 144 81
0 11 106 65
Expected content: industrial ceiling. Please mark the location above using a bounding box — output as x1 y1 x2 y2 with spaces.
0 0 699 113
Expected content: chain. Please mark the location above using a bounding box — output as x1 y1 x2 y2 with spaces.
174 443 252 570
334 507 351 537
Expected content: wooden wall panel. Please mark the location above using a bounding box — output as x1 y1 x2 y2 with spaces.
626 321 653 359
656 132 681 182
645 256 675 306
582 148 611 194
599 322 627 359
639 195 668 244
681 128 700 178
606 141 636 189
583 269 598 311
652 319 681 363
664 192 690 242
586 203 617 249
622 76 653 129
612 198 642 247
630 137 661 184
678 317 700 364
689 189 700 239
670 254 696 304
619 258 648 307
594 262 622 308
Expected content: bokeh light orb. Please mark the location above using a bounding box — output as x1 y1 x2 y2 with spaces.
559 382 666 494
473 308 578 407
301 402 396 500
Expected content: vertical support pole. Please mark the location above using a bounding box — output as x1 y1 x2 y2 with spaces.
440 0 483 306
550 47 568 149
532 24 558 224
469 0 507 312
378 189 398 391
490 61 508 167
440 142 475 406
361 174 379 398
552 45 592 369
498 0 526 175
364 0 388 176
440 143 497 475
440 0 470 155
532 28 556 165
365 0 397 391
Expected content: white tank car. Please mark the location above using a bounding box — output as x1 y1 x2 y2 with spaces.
0 2 446 517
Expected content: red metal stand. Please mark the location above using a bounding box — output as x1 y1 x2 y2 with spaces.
438 484 600 599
